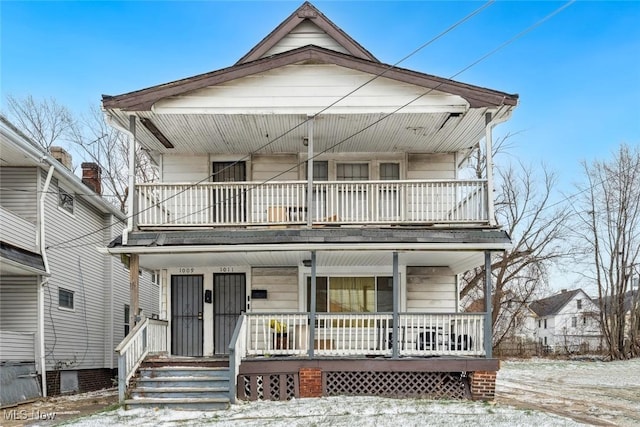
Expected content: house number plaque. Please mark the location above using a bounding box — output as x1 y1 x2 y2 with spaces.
219 267 235 273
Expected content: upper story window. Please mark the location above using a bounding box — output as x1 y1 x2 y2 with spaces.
576 299 582 309
312 161 328 181
58 188 74 214
571 317 577 328
337 163 369 181
380 163 400 180
58 288 74 310
544 319 547 329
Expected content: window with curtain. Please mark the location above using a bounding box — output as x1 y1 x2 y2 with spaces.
307 276 393 312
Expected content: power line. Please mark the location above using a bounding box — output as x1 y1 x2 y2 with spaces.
45 1 496 250
48 1 575 250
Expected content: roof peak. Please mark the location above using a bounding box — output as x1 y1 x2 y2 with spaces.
236 1 377 64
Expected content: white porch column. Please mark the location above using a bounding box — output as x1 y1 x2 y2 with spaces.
485 112 496 226
306 115 314 227
127 116 137 234
392 252 399 359
484 251 493 358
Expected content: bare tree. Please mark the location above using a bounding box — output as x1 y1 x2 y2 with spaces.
461 162 574 349
4 95 76 150
575 143 640 359
4 95 158 212
67 105 158 212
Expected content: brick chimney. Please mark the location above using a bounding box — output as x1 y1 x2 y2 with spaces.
49 146 73 170
81 162 102 195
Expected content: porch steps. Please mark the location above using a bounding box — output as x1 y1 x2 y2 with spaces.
125 364 231 411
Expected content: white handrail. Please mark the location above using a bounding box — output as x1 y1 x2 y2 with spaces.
115 318 168 403
136 179 489 227
228 314 247 404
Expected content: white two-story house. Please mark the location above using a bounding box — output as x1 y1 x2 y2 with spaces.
101 2 518 405
0 116 159 406
530 289 602 353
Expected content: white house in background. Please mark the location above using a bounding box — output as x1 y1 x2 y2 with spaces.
0 116 159 406
529 289 602 353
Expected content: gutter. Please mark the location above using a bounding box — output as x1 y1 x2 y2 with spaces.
38 165 55 398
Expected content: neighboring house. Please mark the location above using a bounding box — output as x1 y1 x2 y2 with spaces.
529 289 602 354
596 289 640 339
101 2 518 404
0 116 159 406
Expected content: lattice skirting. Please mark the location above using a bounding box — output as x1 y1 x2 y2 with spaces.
239 374 298 401
325 371 470 399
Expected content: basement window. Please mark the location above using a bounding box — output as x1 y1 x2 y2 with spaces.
59 288 74 310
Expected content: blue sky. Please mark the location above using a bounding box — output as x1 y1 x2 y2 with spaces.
2 1 639 290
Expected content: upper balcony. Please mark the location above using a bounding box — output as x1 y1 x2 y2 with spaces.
135 179 489 229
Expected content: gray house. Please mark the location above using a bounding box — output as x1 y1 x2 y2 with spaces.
0 116 159 406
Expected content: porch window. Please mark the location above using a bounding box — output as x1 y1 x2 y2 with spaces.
306 276 393 312
337 163 369 180
58 288 74 309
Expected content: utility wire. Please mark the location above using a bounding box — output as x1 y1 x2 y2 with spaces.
48 1 574 250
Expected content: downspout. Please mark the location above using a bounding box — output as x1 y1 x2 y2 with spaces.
104 112 136 244
38 165 55 397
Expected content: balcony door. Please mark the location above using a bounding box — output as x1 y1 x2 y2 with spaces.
211 161 246 224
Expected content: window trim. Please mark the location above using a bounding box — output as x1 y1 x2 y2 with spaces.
58 288 75 311
58 187 75 215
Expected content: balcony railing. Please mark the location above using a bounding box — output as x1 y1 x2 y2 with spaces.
135 179 488 227
239 312 485 358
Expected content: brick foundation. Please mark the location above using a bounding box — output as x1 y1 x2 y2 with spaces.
45 368 115 396
469 370 497 401
299 368 323 398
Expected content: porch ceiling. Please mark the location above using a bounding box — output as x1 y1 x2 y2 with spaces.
108 107 505 156
134 249 485 275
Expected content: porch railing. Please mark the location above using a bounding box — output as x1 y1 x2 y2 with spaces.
114 318 168 403
135 179 488 227
237 312 485 358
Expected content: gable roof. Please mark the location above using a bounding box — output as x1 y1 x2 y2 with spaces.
103 45 518 112
529 289 586 317
236 1 377 64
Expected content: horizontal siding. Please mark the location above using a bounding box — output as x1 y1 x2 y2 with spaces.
0 167 38 222
0 276 38 333
0 206 37 252
252 154 299 181
251 267 298 312
162 154 209 182
406 266 456 312
264 21 350 57
155 65 465 114
0 331 35 361
41 169 113 370
407 153 455 180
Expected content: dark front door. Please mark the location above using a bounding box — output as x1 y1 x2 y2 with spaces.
213 273 246 355
211 161 246 223
171 275 204 356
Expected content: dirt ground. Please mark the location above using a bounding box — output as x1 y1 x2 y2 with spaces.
0 389 117 427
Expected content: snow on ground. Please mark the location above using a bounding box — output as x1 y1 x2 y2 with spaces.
47 396 583 427
28 357 640 427
497 357 640 426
